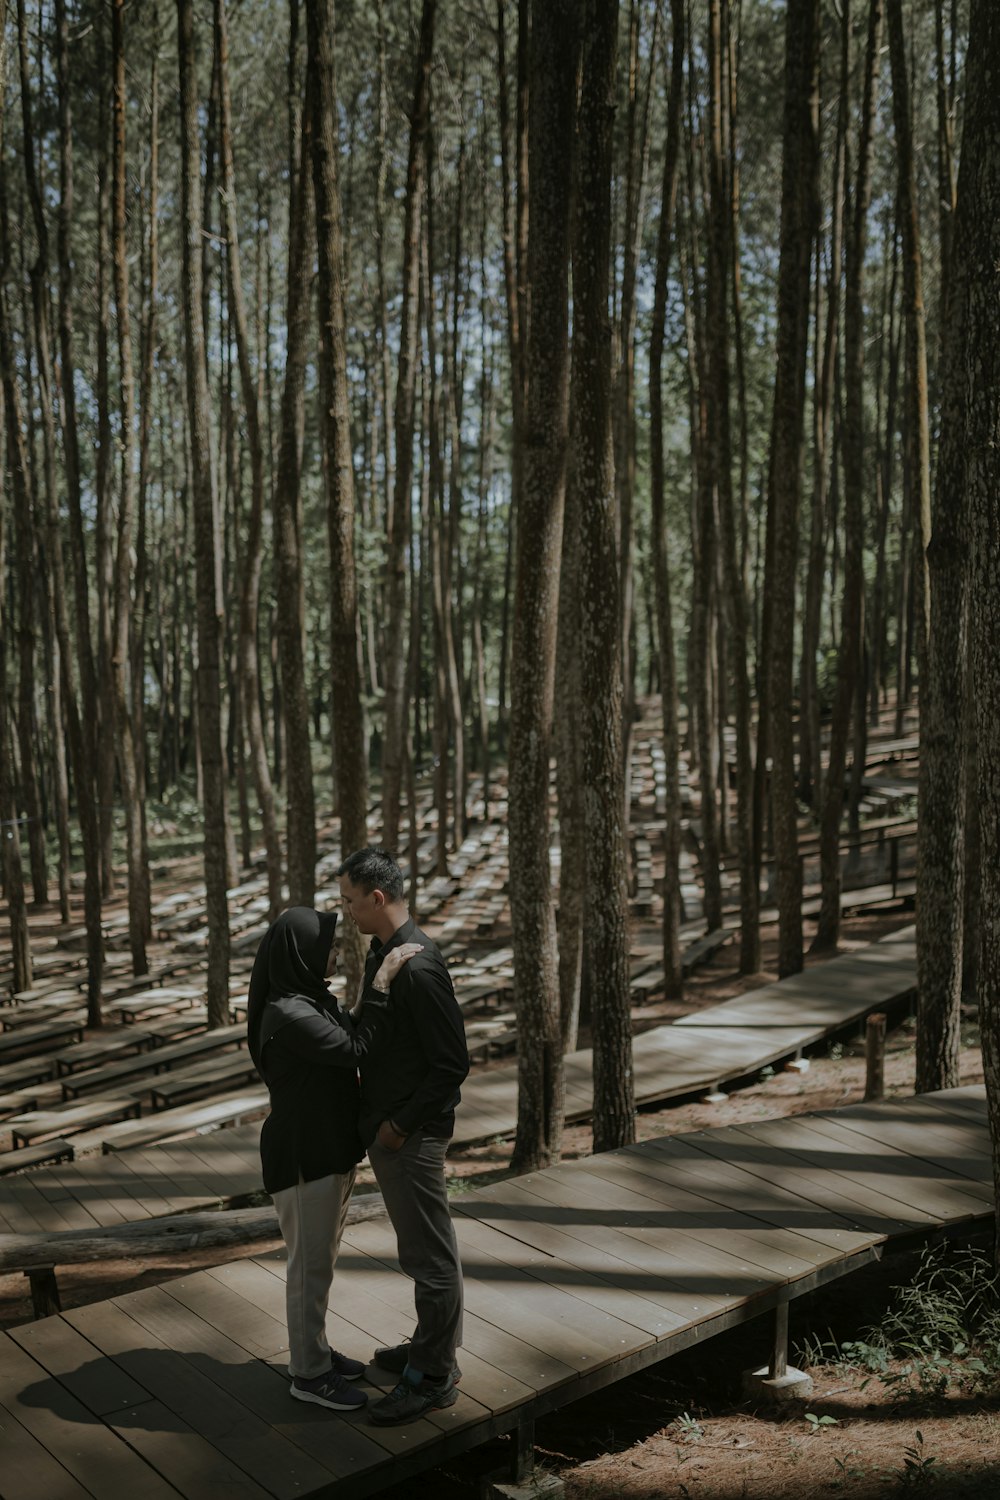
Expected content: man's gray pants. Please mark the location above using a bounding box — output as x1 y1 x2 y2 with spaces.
368 1129 463 1377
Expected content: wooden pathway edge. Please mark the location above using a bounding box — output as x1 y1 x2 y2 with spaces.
0 1085 990 1500
0 928 918 1240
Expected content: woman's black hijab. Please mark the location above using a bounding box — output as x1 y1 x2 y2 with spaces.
247 906 338 1071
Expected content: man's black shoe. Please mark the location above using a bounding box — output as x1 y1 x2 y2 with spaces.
369 1371 458 1425
372 1341 410 1374
372 1342 461 1383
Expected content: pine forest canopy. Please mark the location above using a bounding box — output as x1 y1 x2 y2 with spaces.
1 0 999 1202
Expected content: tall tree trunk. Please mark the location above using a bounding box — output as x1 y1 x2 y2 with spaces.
800 0 847 808
306 0 369 990
555 411 586 1054
273 0 316 908
16 0 104 1021
215 0 283 921
706 0 758 972
381 0 435 853
765 0 820 976
649 0 685 1000
814 0 882 953
575 0 632 1154
111 0 151 976
0 20 31 989
495 0 529 752
886 0 931 672
509 0 576 1175
962 0 1000 1267
177 0 231 1027
915 12 972 1094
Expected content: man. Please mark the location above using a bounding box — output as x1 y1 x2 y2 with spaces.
337 847 470 1425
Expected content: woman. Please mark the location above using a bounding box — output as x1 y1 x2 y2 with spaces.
247 904 420 1412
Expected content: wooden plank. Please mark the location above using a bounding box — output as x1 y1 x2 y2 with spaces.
451 1208 683 1339
105 1399 275 1500
0 1174 80 1235
0 1400 94 1500
625 1138 877 1257
345 1214 641 1377
9 1313 154 1417
728 1115 988 1226
461 1172 770 1312
102 1285 374 1486
203 1254 483 1461
773 1113 993 1218
453 1184 735 1329
694 1120 939 1235
66 1297 321 1499
234 1248 581 1403
0 1334 177 1500
564 1153 833 1279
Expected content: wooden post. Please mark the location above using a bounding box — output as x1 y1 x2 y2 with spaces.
27 1267 61 1319
864 1011 886 1100
514 1408 535 1482
769 1299 789 1379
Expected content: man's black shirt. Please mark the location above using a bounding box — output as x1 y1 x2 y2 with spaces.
358 916 469 1145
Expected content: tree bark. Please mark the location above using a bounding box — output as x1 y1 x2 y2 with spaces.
575 0 633 1154
272 0 317 908
111 0 151 976
886 0 931 675
16 0 104 1022
814 0 882 954
706 0 758 973
215 0 283 922
915 6 972 1094
306 0 369 990
177 0 231 1027
962 0 1000 1267
766 0 820 976
381 0 435 854
508 0 576 1175
649 0 685 1000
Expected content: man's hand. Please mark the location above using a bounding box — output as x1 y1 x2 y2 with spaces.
376 1117 408 1151
372 941 423 994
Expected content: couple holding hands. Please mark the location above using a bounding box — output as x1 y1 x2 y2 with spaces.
246 847 470 1426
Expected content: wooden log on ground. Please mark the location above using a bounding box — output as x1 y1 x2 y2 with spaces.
0 1191 388 1319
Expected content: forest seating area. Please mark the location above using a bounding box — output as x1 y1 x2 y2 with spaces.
0 1087 990 1500
0 1019 87 1063
93 1090 269 1155
0 926 917 1201
58 1024 248 1102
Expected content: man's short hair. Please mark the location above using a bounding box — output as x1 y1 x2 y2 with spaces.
337 847 405 902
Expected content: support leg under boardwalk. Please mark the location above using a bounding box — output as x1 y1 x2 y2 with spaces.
741 1295 813 1405
481 1410 565 1500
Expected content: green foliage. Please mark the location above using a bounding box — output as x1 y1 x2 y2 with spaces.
797 1244 1000 1400
899 1430 937 1486
803 1411 840 1433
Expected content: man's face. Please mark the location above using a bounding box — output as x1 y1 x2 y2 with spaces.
339 874 383 936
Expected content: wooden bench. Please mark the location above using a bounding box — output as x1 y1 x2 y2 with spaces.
60 1022 246 1100
0 1018 86 1061
83 1087 269 1155
105 986 204 1024
0 1138 74 1178
6 1096 143 1149
148 1052 260 1110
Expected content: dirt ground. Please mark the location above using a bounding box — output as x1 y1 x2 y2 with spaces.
3 904 996 1497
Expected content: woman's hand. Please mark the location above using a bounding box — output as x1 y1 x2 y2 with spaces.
372 941 423 993
376 1117 409 1151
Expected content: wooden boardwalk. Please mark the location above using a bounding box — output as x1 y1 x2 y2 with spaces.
0 929 917 1236
0 928 914 1229
0 1085 990 1500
